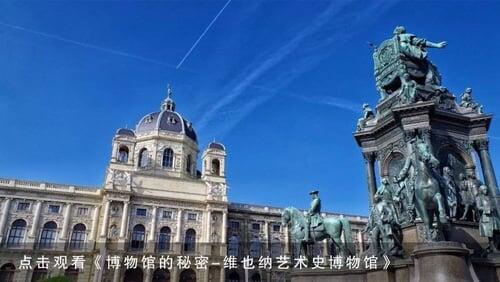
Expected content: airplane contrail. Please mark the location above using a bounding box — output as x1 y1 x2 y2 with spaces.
0 21 179 69
176 0 232 69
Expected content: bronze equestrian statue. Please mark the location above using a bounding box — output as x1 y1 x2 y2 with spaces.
282 191 355 258
396 137 447 241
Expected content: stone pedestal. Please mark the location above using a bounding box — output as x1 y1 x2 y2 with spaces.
400 221 489 258
412 241 477 282
447 221 488 256
472 257 500 282
289 269 367 282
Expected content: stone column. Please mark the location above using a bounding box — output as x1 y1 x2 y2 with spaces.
113 268 120 282
119 201 130 239
100 200 111 238
204 268 209 282
172 267 179 282
220 267 225 282
323 238 329 257
363 152 377 206
144 268 152 282
244 268 249 282
205 210 212 255
60 203 72 239
357 229 364 253
147 206 158 252
474 139 499 200
242 218 249 255
29 200 43 237
89 205 101 241
176 209 183 252
221 211 227 256
111 142 118 162
284 226 290 255
0 197 12 242
263 221 269 256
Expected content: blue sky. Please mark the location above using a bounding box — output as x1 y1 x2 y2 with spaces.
1 1 500 216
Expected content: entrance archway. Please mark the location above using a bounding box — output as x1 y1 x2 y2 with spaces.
152 268 170 282
124 267 143 282
0 263 15 282
179 269 196 282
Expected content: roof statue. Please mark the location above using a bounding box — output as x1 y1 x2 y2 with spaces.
372 26 456 114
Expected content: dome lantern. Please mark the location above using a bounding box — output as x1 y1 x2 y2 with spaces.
161 84 176 112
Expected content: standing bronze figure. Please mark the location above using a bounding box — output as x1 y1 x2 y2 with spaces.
476 185 500 253
443 166 458 219
304 190 322 242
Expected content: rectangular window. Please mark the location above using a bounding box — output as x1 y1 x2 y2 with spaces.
252 223 260 231
17 202 30 211
162 210 173 219
273 224 281 232
136 208 147 217
48 205 60 214
187 213 197 221
77 207 89 216
230 221 240 229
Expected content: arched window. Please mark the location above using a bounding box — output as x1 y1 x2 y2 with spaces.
131 224 146 251
179 269 196 282
250 236 262 258
270 238 282 258
0 263 15 282
162 148 174 168
7 219 26 247
211 159 220 176
31 267 48 282
184 229 196 253
69 224 86 250
228 272 240 282
152 268 170 282
138 148 149 168
158 227 171 251
118 146 129 163
64 266 79 282
251 273 261 282
228 234 240 257
39 221 57 249
185 155 192 173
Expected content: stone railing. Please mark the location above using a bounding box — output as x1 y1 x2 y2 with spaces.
229 202 368 222
0 178 101 195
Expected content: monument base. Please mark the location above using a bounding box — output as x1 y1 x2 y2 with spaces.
471 257 500 282
400 221 488 256
412 241 477 282
289 242 494 282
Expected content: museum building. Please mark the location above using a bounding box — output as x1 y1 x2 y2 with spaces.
0 89 368 282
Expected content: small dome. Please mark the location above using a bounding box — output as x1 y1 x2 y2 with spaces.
136 111 197 143
116 128 135 137
208 142 225 151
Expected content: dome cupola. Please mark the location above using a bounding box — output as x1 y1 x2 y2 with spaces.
135 85 197 142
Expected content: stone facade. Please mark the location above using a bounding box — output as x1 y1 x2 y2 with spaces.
0 91 368 282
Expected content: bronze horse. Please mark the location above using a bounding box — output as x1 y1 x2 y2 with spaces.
398 138 447 241
282 207 355 257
